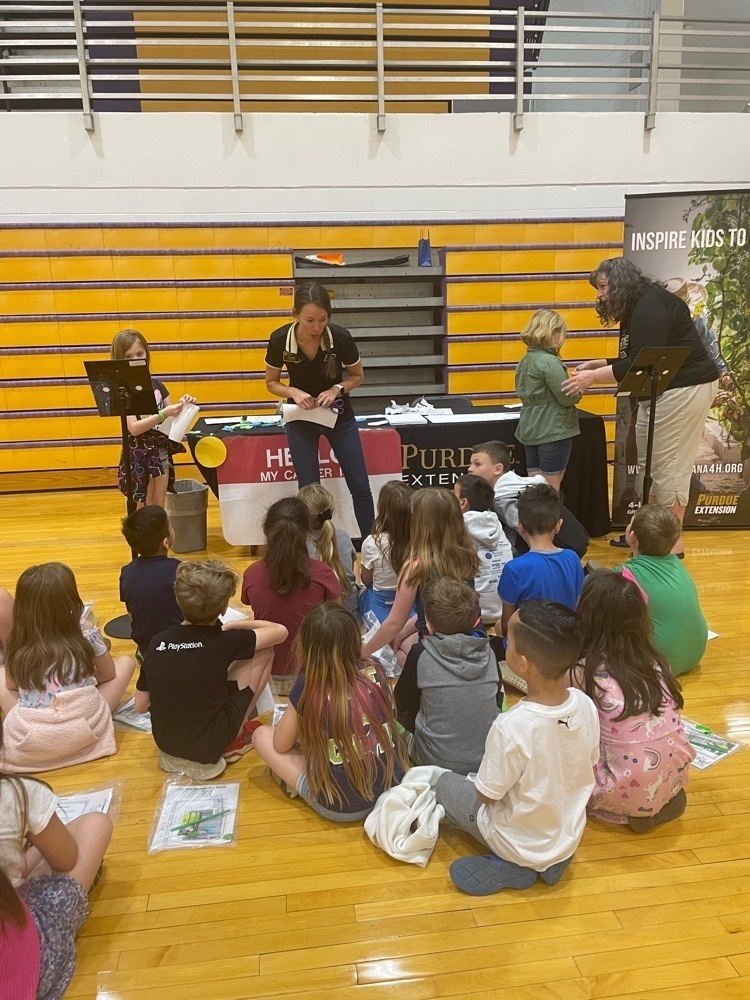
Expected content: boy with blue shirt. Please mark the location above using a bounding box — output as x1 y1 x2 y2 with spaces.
498 483 584 638
120 506 182 659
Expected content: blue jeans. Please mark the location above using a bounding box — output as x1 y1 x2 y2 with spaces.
285 415 375 537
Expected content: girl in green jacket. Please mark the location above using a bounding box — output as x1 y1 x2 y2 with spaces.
515 309 582 492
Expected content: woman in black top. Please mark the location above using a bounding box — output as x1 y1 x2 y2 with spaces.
265 283 375 537
562 257 719 553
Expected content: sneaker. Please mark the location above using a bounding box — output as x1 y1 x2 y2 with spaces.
158 749 226 781
450 854 537 896
223 719 263 764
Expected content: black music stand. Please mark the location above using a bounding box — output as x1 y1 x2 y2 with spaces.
615 346 691 502
85 359 159 515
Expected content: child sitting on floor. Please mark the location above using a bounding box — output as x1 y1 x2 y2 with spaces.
575 571 694 832
614 504 707 675
436 599 599 896
0 715 113 1000
359 480 413 624
498 483 584 638
468 440 588 558
395 577 500 776
299 484 359 616
0 563 136 773
453 473 512 626
119 505 182 660
242 497 341 693
253 602 408 822
135 559 287 780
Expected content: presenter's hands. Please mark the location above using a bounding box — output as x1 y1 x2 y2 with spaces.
574 359 606 372
562 369 595 396
179 393 197 405
163 401 185 418
316 388 339 409
289 388 317 410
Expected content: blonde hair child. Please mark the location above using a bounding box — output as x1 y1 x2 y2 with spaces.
515 308 581 492
252 603 407 819
298 484 359 615
110 328 197 507
0 563 136 773
362 488 480 663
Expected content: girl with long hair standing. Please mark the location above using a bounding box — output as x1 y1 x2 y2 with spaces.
264 282 374 537
241 497 341 692
575 571 695 833
0 563 135 773
362 487 480 661
252 603 407 820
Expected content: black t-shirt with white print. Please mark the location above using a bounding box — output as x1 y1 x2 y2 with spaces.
137 623 256 764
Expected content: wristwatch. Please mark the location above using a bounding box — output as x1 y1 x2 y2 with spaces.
335 383 345 396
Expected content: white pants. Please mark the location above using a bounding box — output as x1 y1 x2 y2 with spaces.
636 380 718 506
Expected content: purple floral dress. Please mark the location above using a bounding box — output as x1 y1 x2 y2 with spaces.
117 378 185 503
588 665 695 824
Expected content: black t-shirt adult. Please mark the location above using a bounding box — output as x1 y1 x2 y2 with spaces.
119 555 183 650
265 322 360 421
608 284 719 389
137 623 256 763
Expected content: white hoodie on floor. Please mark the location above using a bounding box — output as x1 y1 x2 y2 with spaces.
463 510 514 622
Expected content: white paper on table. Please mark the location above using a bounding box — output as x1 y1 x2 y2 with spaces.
56 788 113 823
204 416 244 425
113 696 152 733
707 629 719 640
426 411 518 424
281 404 338 429
150 783 240 852
386 413 428 425
158 402 200 443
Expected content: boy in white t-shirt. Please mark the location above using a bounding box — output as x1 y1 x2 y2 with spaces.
436 599 599 895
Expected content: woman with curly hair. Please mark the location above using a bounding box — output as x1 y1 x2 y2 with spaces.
562 257 719 555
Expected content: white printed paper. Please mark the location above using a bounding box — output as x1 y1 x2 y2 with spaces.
114 696 152 733
150 783 240 852
683 718 741 770
56 788 113 823
281 404 338 429
386 413 428 426
158 402 200 443
426 412 518 424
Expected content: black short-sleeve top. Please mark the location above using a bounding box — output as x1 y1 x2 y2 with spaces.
265 322 360 420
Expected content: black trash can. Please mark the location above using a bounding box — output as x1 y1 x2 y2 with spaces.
165 480 209 553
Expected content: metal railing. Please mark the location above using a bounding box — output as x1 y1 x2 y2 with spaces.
1 2 749 133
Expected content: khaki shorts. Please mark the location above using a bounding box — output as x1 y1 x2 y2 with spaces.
636 380 718 507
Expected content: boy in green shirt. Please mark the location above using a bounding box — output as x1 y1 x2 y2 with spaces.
615 505 707 675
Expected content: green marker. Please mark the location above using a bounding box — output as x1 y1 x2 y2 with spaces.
170 808 234 833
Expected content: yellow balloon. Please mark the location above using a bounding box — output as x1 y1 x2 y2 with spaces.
195 435 228 468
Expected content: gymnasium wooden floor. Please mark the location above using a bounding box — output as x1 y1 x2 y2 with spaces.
2 487 749 1000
